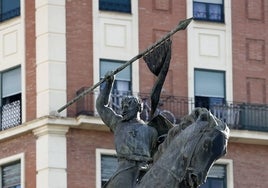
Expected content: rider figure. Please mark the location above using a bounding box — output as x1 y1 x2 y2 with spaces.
96 72 158 188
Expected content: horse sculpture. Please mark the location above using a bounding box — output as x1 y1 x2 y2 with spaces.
136 107 229 188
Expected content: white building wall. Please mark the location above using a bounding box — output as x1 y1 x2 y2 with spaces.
0 0 26 122
33 125 69 188
187 0 233 102
92 0 140 94
35 0 67 117
0 22 21 70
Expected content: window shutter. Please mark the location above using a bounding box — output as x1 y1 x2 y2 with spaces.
207 165 226 178
194 70 225 98
2 67 21 98
101 155 118 183
100 60 131 82
2 162 21 188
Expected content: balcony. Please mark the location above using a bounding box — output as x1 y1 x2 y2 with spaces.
1 89 266 132
76 88 268 132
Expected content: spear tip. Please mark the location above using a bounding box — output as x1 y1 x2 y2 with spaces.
178 17 193 30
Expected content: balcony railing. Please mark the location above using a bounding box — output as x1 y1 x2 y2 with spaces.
76 89 268 132
1 100 21 130
1 89 267 132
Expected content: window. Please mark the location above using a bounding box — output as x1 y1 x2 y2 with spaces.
100 59 132 112
194 69 225 111
96 149 117 188
1 161 21 188
99 0 131 13
193 0 224 22
0 154 24 188
100 154 118 186
201 159 233 188
0 0 20 22
200 164 226 188
1 67 22 130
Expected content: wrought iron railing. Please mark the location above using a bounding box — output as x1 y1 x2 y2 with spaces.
138 94 194 124
76 89 268 132
1 100 21 130
238 104 268 131
2 90 265 133
2 90 267 132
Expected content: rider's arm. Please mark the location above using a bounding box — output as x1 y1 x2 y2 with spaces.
96 72 122 132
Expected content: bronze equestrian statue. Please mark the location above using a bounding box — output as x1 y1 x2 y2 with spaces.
95 18 228 188
96 72 229 188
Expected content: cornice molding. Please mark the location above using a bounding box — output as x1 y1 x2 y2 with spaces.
0 115 108 141
229 129 268 145
1 115 267 145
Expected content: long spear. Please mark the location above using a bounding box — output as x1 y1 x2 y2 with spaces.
57 17 192 113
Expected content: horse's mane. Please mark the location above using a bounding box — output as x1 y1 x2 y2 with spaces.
153 107 228 162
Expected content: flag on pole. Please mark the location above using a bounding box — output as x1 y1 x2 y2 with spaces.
143 39 172 119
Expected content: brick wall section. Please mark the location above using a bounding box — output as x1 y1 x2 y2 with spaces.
0 133 36 188
66 128 114 188
66 128 268 188
225 142 268 187
232 0 268 104
138 0 188 97
25 0 36 121
66 1 94 116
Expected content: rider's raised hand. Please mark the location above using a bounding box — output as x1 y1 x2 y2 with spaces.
105 71 115 83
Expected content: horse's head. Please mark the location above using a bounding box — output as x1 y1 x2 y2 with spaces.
182 108 229 187
140 108 229 188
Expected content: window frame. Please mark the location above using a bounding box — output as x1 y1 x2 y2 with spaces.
193 0 225 23
0 153 24 188
0 0 21 22
211 159 234 188
99 59 132 112
201 164 226 188
96 149 117 188
0 66 22 130
194 69 226 111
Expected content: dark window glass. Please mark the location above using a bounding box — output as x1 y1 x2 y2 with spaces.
193 2 207 19
99 0 131 13
208 4 222 21
195 96 224 111
0 67 22 130
1 0 20 22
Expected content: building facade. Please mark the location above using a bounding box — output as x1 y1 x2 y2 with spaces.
0 0 267 187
